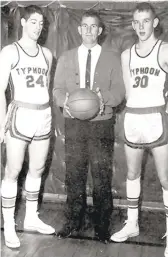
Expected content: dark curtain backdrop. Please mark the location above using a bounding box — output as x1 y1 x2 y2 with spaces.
1 1 168 203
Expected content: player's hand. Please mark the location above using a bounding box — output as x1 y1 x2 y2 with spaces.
63 92 74 119
95 87 105 115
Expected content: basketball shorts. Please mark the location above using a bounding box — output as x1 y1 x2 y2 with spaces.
5 100 52 142
123 106 168 149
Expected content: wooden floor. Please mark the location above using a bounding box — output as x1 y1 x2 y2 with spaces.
1 202 166 257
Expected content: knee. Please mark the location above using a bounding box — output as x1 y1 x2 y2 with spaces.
126 158 142 180
3 165 20 181
127 170 141 180
28 164 45 177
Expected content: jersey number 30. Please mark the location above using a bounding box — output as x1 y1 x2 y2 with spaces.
26 75 44 87
133 75 148 88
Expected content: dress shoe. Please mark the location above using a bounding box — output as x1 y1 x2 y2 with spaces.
57 224 78 239
95 227 110 244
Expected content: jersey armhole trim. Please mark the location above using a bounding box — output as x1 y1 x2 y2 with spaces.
40 46 49 74
157 40 168 74
129 45 133 75
11 42 20 69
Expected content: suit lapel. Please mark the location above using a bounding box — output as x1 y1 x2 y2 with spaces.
92 48 104 91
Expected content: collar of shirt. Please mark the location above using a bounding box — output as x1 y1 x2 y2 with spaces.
79 44 101 55
78 44 102 89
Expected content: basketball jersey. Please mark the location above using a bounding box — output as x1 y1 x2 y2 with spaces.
127 40 166 108
9 42 49 104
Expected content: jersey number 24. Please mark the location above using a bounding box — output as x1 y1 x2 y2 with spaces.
26 75 45 88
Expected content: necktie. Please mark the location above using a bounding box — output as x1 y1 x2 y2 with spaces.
85 49 91 89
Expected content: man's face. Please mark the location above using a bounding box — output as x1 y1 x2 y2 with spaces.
78 16 102 46
132 10 159 41
21 12 44 41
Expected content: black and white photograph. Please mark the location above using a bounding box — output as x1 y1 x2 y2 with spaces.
1 0 168 256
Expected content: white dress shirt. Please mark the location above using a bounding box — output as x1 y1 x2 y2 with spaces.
78 44 102 90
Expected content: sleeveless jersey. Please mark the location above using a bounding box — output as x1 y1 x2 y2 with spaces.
127 40 166 108
9 42 49 104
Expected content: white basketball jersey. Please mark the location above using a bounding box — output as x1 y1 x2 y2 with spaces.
127 40 166 108
9 42 49 104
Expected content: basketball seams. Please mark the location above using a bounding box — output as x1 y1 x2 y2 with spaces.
67 88 100 119
69 106 100 113
68 100 99 112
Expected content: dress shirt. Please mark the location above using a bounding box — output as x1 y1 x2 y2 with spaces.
78 44 101 90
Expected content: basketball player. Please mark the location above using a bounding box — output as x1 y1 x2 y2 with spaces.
110 3 168 256
53 10 125 243
0 5 55 248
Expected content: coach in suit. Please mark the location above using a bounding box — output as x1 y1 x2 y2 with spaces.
53 10 125 242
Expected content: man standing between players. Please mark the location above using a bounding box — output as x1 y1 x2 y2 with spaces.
53 10 125 242
0 5 55 248
110 3 168 256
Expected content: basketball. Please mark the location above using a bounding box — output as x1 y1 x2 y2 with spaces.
67 88 100 120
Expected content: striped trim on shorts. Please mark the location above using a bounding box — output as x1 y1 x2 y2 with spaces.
123 105 168 149
5 100 51 142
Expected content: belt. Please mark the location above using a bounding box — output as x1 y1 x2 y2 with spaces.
12 100 50 110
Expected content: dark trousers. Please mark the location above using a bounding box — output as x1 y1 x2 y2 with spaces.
64 118 114 233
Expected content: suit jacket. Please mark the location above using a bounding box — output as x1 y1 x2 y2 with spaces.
53 46 125 121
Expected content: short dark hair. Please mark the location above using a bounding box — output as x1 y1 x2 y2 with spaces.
81 10 103 28
133 2 157 18
133 2 162 38
21 5 44 20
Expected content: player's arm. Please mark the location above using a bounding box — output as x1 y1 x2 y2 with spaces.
53 54 67 108
159 42 168 73
0 45 16 132
121 49 132 100
159 42 168 105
